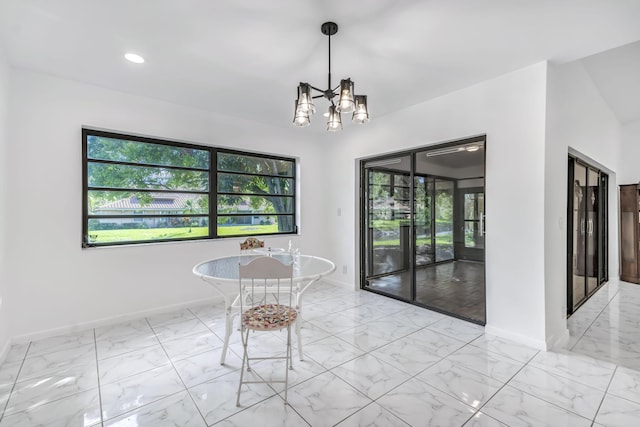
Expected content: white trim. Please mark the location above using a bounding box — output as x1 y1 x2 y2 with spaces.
484 324 548 351
547 328 571 351
10 296 224 345
322 277 356 291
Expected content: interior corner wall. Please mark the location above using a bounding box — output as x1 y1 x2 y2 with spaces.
324 62 550 348
0 45 10 357
5 69 327 340
544 60 622 348
619 119 640 184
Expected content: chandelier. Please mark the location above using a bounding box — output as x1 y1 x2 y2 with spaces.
293 22 369 131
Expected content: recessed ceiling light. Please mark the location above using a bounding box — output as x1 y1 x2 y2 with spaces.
124 53 144 64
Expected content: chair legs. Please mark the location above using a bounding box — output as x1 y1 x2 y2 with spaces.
236 325 293 407
236 327 250 407
284 325 291 404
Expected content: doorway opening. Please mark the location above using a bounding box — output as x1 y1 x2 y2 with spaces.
360 136 486 324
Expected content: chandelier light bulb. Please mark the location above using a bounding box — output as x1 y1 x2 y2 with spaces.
352 95 369 124
336 79 355 113
296 83 315 115
293 100 310 127
327 105 343 131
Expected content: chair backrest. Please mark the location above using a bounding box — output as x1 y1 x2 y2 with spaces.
240 237 265 252
238 256 294 313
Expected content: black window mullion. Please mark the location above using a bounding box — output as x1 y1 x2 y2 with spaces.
87 158 208 173
88 187 209 195
212 148 217 238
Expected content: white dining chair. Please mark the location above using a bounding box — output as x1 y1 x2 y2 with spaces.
236 256 297 406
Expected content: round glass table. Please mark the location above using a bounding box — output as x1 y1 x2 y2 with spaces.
193 254 335 364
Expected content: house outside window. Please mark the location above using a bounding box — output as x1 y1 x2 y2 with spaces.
82 129 297 247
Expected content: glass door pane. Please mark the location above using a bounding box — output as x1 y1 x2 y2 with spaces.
414 175 433 266
572 163 587 308
435 179 455 262
586 168 599 294
457 187 485 261
363 155 412 300
599 173 608 284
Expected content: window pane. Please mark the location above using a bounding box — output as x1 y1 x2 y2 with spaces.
217 195 292 215
87 216 209 244
89 191 208 215
218 152 294 177
464 194 476 220
88 162 209 191
87 135 210 169
394 175 411 186
217 173 294 195
217 215 294 236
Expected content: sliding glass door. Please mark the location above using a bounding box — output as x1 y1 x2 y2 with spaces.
361 136 486 324
362 155 412 300
567 156 608 315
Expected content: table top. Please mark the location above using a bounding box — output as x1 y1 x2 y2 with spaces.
193 254 335 283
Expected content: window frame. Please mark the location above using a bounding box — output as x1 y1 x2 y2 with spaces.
82 128 298 248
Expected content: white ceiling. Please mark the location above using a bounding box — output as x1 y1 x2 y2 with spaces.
1 0 639 128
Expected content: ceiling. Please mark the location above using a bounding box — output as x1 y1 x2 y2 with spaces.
1 0 639 129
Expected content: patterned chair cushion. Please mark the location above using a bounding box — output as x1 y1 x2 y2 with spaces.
240 237 265 250
242 304 298 331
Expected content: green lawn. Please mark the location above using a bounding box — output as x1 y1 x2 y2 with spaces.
217 224 278 236
373 233 452 247
89 226 209 243
89 223 279 243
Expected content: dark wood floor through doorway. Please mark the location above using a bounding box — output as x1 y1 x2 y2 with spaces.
366 260 485 324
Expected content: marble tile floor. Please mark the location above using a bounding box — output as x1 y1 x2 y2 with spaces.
0 279 639 426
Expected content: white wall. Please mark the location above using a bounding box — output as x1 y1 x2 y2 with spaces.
544 60 622 347
3 59 624 350
619 119 640 184
0 43 10 356
5 69 327 339
323 63 550 348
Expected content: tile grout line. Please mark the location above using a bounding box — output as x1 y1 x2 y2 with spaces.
463 349 541 425
591 365 618 425
568 284 621 351
0 341 31 422
93 329 105 426
145 314 210 427
479 347 619 424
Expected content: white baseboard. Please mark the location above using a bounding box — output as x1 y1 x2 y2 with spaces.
484 324 548 351
547 328 571 351
322 277 357 290
9 279 355 347
11 296 225 345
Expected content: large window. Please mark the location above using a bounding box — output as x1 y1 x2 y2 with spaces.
82 129 297 247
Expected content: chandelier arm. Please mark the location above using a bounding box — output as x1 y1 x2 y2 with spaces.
311 95 325 99
307 84 325 93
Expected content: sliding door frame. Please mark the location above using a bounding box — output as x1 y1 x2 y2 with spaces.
566 155 609 316
359 135 487 323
